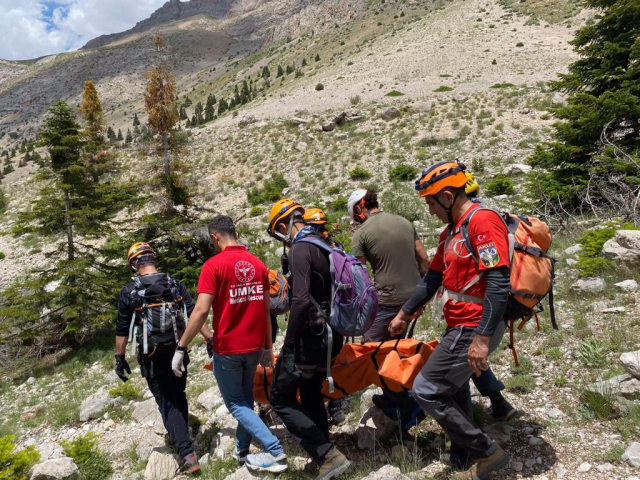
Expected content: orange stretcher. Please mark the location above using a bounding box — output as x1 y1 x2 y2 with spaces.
204 338 438 405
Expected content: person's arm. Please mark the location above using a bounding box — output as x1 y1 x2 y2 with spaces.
178 280 212 340
179 293 214 348
389 269 443 336
351 231 367 266
414 239 430 276
115 287 133 381
283 243 313 349
264 293 272 350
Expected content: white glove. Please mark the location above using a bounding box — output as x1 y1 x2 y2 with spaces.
172 348 186 377
259 348 274 369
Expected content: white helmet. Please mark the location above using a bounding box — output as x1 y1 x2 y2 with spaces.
347 189 367 222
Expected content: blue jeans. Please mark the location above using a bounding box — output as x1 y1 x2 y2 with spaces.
213 351 284 455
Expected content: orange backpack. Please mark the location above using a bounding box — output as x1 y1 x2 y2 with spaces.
458 208 557 366
268 269 290 316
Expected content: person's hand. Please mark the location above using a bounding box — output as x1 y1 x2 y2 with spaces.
468 334 490 377
206 337 214 358
389 309 412 337
115 355 131 382
172 348 186 377
260 348 274 369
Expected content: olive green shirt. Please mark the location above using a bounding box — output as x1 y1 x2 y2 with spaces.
351 211 421 306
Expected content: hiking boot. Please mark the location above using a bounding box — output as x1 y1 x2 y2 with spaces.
450 446 509 480
328 398 348 425
399 406 426 432
449 449 472 470
490 393 517 421
315 447 351 480
372 394 399 422
232 446 249 464
180 452 201 474
245 451 288 473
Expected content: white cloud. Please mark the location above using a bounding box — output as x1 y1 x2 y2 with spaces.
0 0 167 60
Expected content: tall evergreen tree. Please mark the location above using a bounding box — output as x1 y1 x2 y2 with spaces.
205 94 216 122
276 65 284 78
107 126 116 141
79 81 111 181
302 58 307 67
315 53 320 62
217 98 229 116
116 129 123 141
125 129 133 144
133 113 141 126
145 64 179 177
262 65 271 79
194 101 204 125
528 0 640 216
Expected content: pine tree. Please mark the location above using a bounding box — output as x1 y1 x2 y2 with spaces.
133 113 140 126
217 98 228 116
527 0 640 216
205 94 216 122
179 105 188 120
286 64 294 75
276 65 284 78
262 65 271 79
134 125 141 135
241 80 250 104
117 129 123 141
107 126 116 141
79 81 111 181
194 102 204 125
145 64 179 177
184 95 192 108
125 129 133 144
315 53 320 62
302 58 307 67
191 114 197 126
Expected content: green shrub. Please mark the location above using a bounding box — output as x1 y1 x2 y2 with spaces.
516 42 524 47
385 90 405 97
545 347 562 361
327 185 341 195
247 173 288 205
0 252 5 260
389 164 419 182
350 95 361 106
249 206 264 217
510 355 534 375
0 189 7 213
505 374 536 393
109 381 141 401
381 184 428 222
581 390 618 420
62 433 113 480
434 86 454 92
330 196 348 211
576 223 638 276
0 435 40 480
349 167 371 180
485 174 516 197
604 445 625 463
315 83 325 91
578 339 607 367
490 82 515 89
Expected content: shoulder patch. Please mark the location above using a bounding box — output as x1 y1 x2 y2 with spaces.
477 242 500 268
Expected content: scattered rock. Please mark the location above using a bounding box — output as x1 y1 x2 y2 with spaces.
597 463 614 472
79 388 114 422
21 404 45 421
586 374 640 400
551 92 567 106
484 424 512 446
289 117 308 126
453 94 467 103
26 376 36 385
361 465 410 480
238 116 256 128
132 399 166 434
144 451 179 480
380 107 400 121
224 466 269 480
211 428 235 459
322 121 336 132
546 408 566 419
621 351 640 379
333 111 347 126
213 403 237 430
197 387 223 411
615 279 639 292
603 230 640 264
512 461 523 472
414 101 433 112
602 306 626 314
360 387 383 411
529 437 544 446
502 163 532 175
36 442 65 461
571 277 605 293
355 406 397 450
136 431 168 462
521 108 531 114
588 301 608 312
31 457 80 480
566 258 578 266
564 244 583 255
555 466 567 478
623 442 640 468
577 462 591 473
103 419 116 430
295 141 308 152
525 458 536 468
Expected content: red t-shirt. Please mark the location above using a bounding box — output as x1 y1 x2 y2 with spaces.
197 245 269 355
430 204 510 328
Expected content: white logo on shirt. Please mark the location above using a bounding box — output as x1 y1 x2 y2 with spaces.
235 261 256 283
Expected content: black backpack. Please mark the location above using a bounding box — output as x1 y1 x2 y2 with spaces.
126 273 188 355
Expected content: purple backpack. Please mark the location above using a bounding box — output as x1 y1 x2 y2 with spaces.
299 236 378 338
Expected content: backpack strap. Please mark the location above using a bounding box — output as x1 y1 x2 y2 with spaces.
299 235 336 255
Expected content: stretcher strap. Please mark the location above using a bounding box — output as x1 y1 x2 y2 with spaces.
326 325 334 394
508 320 519 367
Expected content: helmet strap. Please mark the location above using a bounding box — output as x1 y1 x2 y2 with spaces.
434 188 461 230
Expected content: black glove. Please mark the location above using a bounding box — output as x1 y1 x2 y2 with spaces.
115 354 131 382
206 337 214 358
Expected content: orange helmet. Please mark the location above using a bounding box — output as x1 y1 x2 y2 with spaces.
127 242 156 271
303 208 328 226
267 199 305 238
415 161 467 197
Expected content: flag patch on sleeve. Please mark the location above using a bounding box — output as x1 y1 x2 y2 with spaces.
478 242 500 268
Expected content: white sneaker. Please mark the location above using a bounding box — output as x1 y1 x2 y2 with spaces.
232 447 249 464
245 451 288 473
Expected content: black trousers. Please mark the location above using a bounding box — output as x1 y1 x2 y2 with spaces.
270 347 333 461
140 351 194 458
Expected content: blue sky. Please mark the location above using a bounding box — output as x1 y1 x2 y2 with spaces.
0 0 167 60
